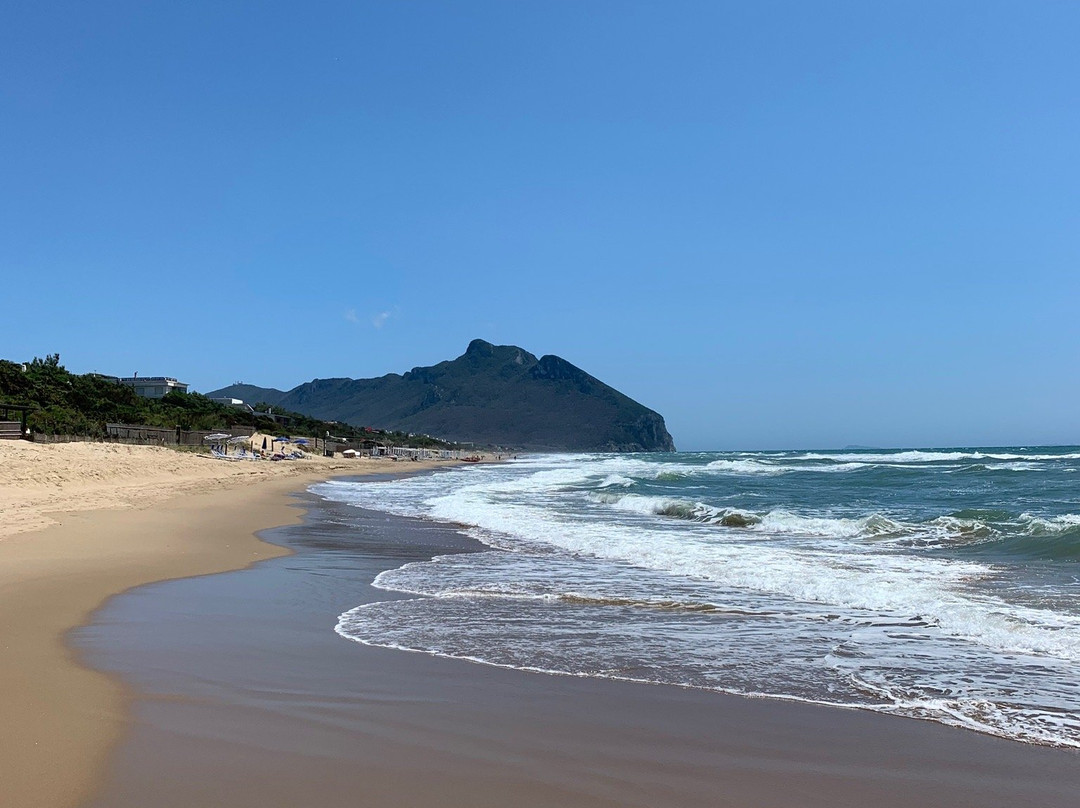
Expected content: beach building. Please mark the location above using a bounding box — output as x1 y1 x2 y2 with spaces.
120 376 189 399
0 404 33 440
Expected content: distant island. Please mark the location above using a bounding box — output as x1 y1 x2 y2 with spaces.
210 339 676 453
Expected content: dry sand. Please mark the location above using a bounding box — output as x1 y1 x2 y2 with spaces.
0 439 457 808
0 436 430 539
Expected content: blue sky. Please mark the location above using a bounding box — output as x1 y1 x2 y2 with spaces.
2 2 1077 450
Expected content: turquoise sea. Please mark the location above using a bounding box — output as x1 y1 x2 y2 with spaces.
314 448 1080 747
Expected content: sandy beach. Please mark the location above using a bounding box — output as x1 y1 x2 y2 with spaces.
3 441 1079 808
0 440 457 808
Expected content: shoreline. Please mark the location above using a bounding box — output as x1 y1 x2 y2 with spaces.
79 486 1080 808
5 445 1079 807
0 441 464 808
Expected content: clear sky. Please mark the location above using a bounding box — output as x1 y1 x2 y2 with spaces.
2 2 1077 450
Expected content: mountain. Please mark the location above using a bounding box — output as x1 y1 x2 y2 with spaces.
208 340 676 452
211 383 288 407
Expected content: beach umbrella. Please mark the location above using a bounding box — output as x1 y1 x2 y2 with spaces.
293 438 309 445
204 433 231 442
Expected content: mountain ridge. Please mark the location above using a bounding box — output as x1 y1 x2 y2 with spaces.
209 340 675 452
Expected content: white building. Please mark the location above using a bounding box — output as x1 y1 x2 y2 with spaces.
211 397 248 408
120 376 189 399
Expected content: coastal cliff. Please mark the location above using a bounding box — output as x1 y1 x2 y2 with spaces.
209 340 676 452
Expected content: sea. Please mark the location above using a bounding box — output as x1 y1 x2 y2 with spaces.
312 448 1080 748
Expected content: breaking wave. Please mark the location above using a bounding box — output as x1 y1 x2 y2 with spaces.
317 446 1080 748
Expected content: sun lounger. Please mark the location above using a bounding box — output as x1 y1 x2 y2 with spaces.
210 447 244 461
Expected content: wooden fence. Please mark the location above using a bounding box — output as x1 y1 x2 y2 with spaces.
30 433 115 445
28 424 471 459
32 425 257 447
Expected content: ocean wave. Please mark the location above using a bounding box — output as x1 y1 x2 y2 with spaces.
756 510 904 538
595 494 913 538
948 461 1050 474
981 535 1080 561
463 517 1076 660
320 448 1080 749
705 459 788 475
599 493 965 543
704 459 874 476
316 455 1080 658
595 493 768 528
923 515 996 541
794 450 1080 464
596 493 721 521
982 515 1080 560
1020 513 1080 534
897 513 1080 558
654 470 689 481
608 497 1080 556
598 474 636 488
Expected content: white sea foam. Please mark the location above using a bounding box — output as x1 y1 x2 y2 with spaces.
316 462 1080 660
598 474 636 488
593 493 933 540
985 462 1045 472
795 450 1080 464
705 459 787 475
923 515 995 542
316 449 1080 747
1020 513 1080 534
596 493 722 522
419 499 1080 661
755 510 903 538
704 459 872 475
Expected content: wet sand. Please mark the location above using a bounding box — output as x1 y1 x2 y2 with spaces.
77 488 1080 808
0 444 461 808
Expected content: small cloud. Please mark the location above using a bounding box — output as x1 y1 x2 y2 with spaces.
372 310 392 329
344 308 359 323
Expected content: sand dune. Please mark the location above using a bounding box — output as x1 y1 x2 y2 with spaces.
0 439 399 539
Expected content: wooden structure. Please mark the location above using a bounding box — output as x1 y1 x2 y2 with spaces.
0 404 33 440
104 424 254 447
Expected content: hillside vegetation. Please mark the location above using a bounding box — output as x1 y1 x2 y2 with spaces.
0 355 450 448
